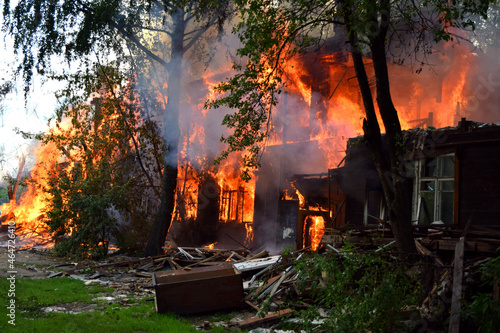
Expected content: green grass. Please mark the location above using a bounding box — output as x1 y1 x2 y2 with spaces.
1 277 112 305
0 278 198 333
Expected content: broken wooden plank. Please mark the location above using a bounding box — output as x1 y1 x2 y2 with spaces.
137 262 154 271
135 271 152 278
48 272 63 278
194 248 206 259
250 275 281 300
237 309 294 329
415 239 445 266
231 251 246 261
233 256 280 272
420 238 499 253
183 254 223 269
241 250 269 262
166 257 181 270
93 258 141 269
177 247 195 260
245 300 261 311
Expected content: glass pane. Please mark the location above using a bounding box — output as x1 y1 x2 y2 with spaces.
421 158 437 177
439 180 454 191
438 155 455 177
418 192 435 225
439 192 454 225
420 181 435 191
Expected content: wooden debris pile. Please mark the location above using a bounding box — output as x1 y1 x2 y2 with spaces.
16 225 498 331
321 224 500 253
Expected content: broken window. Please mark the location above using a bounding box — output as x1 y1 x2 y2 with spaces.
414 154 455 225
364 190 386 225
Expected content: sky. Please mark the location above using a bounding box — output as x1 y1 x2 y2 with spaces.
0 28 62 178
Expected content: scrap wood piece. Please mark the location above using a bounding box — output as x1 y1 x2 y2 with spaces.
135 271 152 278
153 255 172 264
231 251 246 260
415 239 445 266
194 248 206 259
241 250 269 262
153 258 168 271
177 247 195 260
256 267 295 303
268 267 295 299
249 275 281 300
234 256 280 272
166 257 182 270
94 258 141 269
245 300 260 311
183 253 223 269
138 262 154 271
237 309 295 329
248 262 276 287
48 271 64 278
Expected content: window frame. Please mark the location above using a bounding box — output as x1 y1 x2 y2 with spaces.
412 153 456 225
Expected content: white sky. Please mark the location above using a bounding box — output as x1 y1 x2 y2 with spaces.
0 30 62 178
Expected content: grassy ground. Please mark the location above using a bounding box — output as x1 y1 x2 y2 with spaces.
0 277 200 333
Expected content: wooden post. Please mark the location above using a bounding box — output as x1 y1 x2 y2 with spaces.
449 236 465 333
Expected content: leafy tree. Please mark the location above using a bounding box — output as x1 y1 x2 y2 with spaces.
208 0 494 253
0 187 8 205
38 64 164 258
3 0 234 255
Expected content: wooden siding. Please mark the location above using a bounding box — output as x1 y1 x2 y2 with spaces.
458 142 500 227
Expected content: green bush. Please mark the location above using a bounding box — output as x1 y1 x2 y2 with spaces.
462 254 500 333
292 250 423 333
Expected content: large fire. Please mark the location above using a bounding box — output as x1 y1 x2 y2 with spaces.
0 35 484 253
0 131 68 249
271 41 477 251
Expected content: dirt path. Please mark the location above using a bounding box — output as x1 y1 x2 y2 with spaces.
0 234 69 278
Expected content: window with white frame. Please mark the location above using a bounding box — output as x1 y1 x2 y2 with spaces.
414 154 455 225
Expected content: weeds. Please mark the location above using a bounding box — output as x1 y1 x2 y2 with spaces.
290 249 423 333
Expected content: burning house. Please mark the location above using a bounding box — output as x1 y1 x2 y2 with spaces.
2 23 500 255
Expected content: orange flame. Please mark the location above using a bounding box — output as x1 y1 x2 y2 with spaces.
304 215 325 251
205 242 218 249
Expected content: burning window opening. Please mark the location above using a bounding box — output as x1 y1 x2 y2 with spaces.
219 186 252 224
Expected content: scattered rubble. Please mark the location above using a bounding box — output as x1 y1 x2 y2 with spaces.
1 224 498 331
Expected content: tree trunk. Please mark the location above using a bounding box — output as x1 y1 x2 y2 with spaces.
369 4 416 254
144 9 186 256
144 164 178 255
7 156 26 203
345 2 416 254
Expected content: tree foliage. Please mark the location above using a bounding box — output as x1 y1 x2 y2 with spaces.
38 64 164 258
2 0 232 94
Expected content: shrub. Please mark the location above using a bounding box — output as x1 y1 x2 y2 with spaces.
293 250 423 333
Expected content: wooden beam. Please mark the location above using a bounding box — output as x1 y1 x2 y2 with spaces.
449 236 465 333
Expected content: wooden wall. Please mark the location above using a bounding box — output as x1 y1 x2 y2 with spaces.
457 141 500 227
